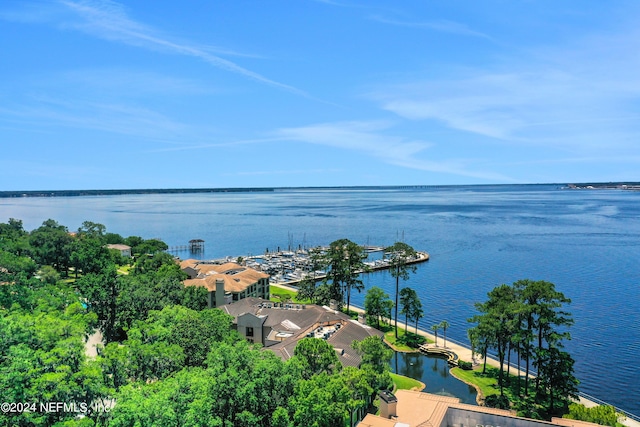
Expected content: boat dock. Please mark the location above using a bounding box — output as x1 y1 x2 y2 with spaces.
255 248 429 286
194 246 429 286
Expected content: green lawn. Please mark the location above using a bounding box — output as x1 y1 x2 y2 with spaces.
390 372 423 391
452 365 592 420
450 366 499 398
384 328 432 352
269 285 310 304
117 265 132 275
384 330 416 352
450 366 535 405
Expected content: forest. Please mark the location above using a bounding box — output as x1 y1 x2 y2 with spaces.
0 218 392 427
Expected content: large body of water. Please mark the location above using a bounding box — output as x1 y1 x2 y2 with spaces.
1 185 638 415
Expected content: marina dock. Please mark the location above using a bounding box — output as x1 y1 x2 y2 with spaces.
190 246 430 286
251 248 430 286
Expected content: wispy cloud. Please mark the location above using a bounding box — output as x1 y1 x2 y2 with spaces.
370 25 640 151
274 121 512 181
369 16 492 40
143 119 511 180
3 0 306 96
0 67 230 147
0 95 189 142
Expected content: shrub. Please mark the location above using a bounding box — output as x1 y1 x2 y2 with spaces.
485 394 510 409
398 332 427 348
564 403 622 427
458 360 473 370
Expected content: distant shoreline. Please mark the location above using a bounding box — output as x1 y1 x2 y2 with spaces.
1 182 639 198
0 187 276 198
566 182 640 190
0 185 482 198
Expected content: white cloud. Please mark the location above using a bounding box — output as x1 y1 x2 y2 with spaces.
0 95 188 142
274 121 512 181
3 0 306 96
370 26 640 150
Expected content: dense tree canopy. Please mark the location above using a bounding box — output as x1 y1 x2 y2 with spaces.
364 286 393 328
292 337 341 379
1 219 398 427
321 238 368 312
468 279 578 419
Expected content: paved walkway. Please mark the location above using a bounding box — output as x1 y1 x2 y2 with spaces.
84 329 103 358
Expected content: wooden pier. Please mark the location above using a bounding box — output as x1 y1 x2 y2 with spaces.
189 239 205 253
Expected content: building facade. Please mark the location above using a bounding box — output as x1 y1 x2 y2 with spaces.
181 260 270 308
106 244 132 258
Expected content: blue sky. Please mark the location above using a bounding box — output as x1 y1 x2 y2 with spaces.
2 1 639 190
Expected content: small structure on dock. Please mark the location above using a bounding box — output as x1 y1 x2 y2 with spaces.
189 239 205 253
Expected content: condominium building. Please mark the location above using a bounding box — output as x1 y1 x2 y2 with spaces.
181 259 270 308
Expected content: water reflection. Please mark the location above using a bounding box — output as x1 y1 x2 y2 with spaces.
391 352 477 405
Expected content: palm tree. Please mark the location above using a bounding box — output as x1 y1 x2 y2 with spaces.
440 320 450 348
431 324 439 347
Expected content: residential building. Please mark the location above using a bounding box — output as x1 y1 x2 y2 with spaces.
181 260 270 308
106 244 132 258
219 297 383 367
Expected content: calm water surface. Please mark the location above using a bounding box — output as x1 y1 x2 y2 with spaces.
391 352 477 404
1 185 638 415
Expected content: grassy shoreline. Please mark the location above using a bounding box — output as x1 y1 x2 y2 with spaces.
450 366 497 405
391 372 425 392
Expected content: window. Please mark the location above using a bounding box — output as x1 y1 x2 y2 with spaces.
246 327 254 337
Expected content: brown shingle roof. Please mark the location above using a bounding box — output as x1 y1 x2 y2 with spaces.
218 298 383 368
181 262 269 293
106 244 131 251
179 259 200 269
183 275 251 293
